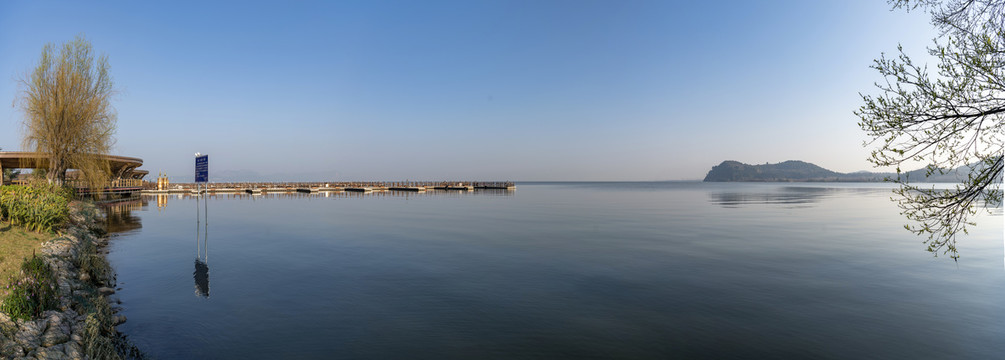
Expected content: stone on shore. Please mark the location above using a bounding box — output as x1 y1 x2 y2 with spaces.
0 202 144 359
6 344 26 358
40 325 70 347
1 337 23 357
65 341 83 360
14 318 45 349
35 343 70 359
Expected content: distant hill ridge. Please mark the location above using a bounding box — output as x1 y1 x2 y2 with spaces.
702 160 974 182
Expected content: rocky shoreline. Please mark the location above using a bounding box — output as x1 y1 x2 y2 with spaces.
0 202 142 359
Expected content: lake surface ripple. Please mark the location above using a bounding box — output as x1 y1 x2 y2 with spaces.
105 182 1004 359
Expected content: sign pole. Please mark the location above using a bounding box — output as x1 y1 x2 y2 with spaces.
194 152 209 261
193 152 212 297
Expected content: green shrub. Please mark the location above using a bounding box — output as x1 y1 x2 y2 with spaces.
0 184 71 233
0 255 59 320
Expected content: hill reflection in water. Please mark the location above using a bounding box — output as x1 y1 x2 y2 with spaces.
709 186 834 208
708 184 1002 210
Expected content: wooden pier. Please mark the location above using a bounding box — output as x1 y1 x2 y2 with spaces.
388 186 425 192
142 181 514 195
434 184 474 191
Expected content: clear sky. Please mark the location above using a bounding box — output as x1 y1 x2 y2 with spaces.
0 0 938 181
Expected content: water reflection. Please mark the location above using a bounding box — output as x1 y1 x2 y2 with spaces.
473 188 517 196
194 258 209 298
156 194 168 211
102 197 145 234
148 188 514 208
110 183 1005 359
194 194 210 298
709 186 833 208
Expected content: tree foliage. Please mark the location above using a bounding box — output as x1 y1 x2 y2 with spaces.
15 35 117 190
857 0 1004 259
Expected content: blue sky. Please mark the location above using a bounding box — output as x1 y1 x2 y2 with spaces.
0 1 937 181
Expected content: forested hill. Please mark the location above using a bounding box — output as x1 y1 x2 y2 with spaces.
702 160 868 182
701 160 975 182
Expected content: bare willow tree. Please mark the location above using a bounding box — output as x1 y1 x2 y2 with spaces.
16 35 116 190
857 0 1004 259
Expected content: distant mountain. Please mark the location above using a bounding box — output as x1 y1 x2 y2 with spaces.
702 160 984 182
703 160 871 182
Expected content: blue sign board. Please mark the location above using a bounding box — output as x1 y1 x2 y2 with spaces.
195 155 209 183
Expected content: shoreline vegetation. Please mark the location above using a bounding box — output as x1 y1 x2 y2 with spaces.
0 186 143 359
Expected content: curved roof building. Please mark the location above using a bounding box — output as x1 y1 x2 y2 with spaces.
0 151 147 180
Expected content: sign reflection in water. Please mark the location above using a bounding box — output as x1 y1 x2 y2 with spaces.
194 192 209 298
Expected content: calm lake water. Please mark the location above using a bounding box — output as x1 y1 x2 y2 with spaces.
104 182 1004 359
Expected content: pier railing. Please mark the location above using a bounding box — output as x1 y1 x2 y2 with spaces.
66 178 144 190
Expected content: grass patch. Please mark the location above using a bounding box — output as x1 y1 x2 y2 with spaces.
1 254 59 320
0 222 49 287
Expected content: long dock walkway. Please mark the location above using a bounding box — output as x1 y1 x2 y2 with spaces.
142 181 515 194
